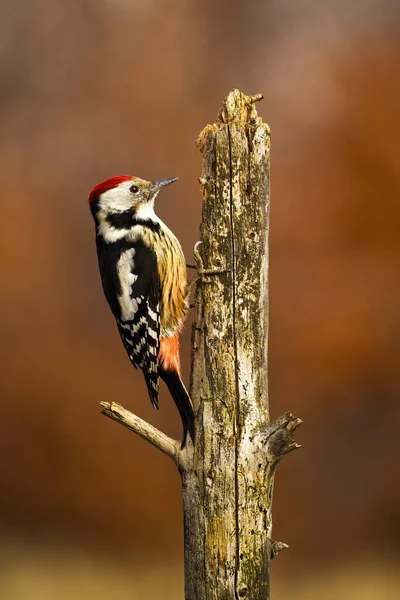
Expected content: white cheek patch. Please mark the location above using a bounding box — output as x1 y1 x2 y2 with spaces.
135 202 158 221
96 182 160 243
99 185 134 212
96 183 136 243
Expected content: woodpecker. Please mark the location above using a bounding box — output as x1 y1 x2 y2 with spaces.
88 175 195 446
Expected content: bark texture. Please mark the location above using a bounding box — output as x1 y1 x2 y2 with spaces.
182 90 301 600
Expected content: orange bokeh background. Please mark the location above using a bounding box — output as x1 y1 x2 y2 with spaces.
0 1 399 598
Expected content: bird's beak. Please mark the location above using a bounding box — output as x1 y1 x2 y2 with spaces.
151 177 178 190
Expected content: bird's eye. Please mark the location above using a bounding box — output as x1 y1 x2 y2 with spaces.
130 185 139 194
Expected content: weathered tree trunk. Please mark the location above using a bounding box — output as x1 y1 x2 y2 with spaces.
181 90 300 599
100 89 301 600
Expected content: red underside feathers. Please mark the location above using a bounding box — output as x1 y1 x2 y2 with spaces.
159 334 181 376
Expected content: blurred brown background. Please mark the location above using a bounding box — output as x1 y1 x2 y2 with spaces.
0 0 399 598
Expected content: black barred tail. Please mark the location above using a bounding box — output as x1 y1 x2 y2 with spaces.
159 369 195 448
143 371 160 410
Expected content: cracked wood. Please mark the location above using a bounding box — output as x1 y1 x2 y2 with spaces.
183 90 277 600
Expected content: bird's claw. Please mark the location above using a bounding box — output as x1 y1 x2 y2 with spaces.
187 241 232 289
193 241 232 277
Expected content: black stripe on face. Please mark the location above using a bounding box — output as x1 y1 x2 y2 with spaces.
106 211 133 230
133 218 161 232
106 211 161 233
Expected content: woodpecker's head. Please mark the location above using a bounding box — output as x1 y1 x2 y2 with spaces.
88 175 178 241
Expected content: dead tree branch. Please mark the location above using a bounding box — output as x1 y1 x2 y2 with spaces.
100 401 181 464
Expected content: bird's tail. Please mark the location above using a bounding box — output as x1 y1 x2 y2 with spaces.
159 368 195 448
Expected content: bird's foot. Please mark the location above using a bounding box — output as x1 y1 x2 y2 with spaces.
188 241 232 279
187 242 232 308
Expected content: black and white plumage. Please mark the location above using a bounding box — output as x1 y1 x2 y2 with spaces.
89 175 194 446
116 243 160 407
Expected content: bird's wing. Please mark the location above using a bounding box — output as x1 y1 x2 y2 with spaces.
116 242 161 408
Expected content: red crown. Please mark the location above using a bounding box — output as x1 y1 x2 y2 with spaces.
88 176 134 204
